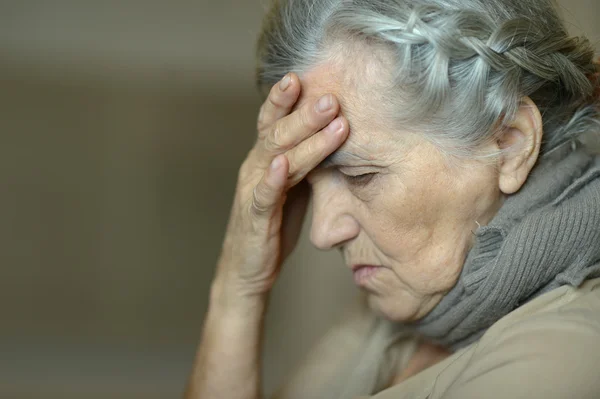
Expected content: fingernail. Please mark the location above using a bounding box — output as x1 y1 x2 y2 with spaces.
279 75 291 91
270 156 283 171
316 94 333 113
326 118 343 134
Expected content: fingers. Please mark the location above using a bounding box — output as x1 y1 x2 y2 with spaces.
253 72 348 195
285 116 349 186
250 155 289 217
257 73 301 136
261 93 340 158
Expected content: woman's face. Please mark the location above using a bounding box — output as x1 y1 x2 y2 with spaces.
300 60 504 322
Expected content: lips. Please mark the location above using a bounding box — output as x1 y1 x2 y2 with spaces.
351 264 380 272
351 264 383 285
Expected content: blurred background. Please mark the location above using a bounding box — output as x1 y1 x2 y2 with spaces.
0 1 597 398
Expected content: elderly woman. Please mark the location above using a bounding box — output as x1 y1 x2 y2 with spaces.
186 0 600 398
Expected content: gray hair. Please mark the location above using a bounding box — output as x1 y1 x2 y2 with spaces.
256 0 600 158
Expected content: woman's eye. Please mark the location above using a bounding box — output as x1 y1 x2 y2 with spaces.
342 172 377 186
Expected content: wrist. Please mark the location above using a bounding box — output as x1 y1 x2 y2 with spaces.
209 274 270 320
191 277 267 399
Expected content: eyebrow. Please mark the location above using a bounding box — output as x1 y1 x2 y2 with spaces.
319 150 369 168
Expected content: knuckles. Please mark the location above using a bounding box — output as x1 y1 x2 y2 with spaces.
257 94 340 156
264 126 284 152
250 187 270 216
299 104 320 131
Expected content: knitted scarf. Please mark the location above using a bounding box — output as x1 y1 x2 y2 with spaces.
414 147 600 350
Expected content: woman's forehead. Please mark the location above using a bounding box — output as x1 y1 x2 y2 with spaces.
296 66 385 124
293 64 344 110
297 66 398 144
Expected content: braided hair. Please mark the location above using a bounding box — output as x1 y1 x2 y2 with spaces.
257 0 600 158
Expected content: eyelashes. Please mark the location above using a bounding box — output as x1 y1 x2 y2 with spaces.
341 172 377 186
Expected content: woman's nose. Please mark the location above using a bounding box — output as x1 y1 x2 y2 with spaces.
309 187 360 250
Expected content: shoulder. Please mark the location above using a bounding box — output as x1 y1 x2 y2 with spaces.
442 279 600 399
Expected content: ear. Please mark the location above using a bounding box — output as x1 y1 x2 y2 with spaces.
496 97 543 195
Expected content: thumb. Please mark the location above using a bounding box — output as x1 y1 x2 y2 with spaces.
250 155 288 218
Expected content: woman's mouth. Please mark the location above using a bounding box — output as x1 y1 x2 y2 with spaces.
352 264 383 285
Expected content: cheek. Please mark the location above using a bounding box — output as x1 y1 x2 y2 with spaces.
359 173 470 273
362 176 432 241
373 168 474 232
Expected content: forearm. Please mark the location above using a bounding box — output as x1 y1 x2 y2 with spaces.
184 72 342 399
185 278 268 399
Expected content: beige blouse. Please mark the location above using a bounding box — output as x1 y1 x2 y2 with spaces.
273 277 600 399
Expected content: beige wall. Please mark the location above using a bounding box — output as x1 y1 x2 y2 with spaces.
0 1 598 398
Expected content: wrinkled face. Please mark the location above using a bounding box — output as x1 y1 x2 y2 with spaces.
299 49 504 322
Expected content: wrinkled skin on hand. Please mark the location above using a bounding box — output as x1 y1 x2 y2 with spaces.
214 73 349 301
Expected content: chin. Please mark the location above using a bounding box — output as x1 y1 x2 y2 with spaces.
366 293 423 323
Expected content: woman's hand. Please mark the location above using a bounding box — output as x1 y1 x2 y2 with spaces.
185 74 348 399
214 72 349 304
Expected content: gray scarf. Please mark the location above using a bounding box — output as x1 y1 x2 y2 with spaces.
414 147 600 350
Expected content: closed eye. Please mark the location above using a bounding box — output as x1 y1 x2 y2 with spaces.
341 172 377 186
